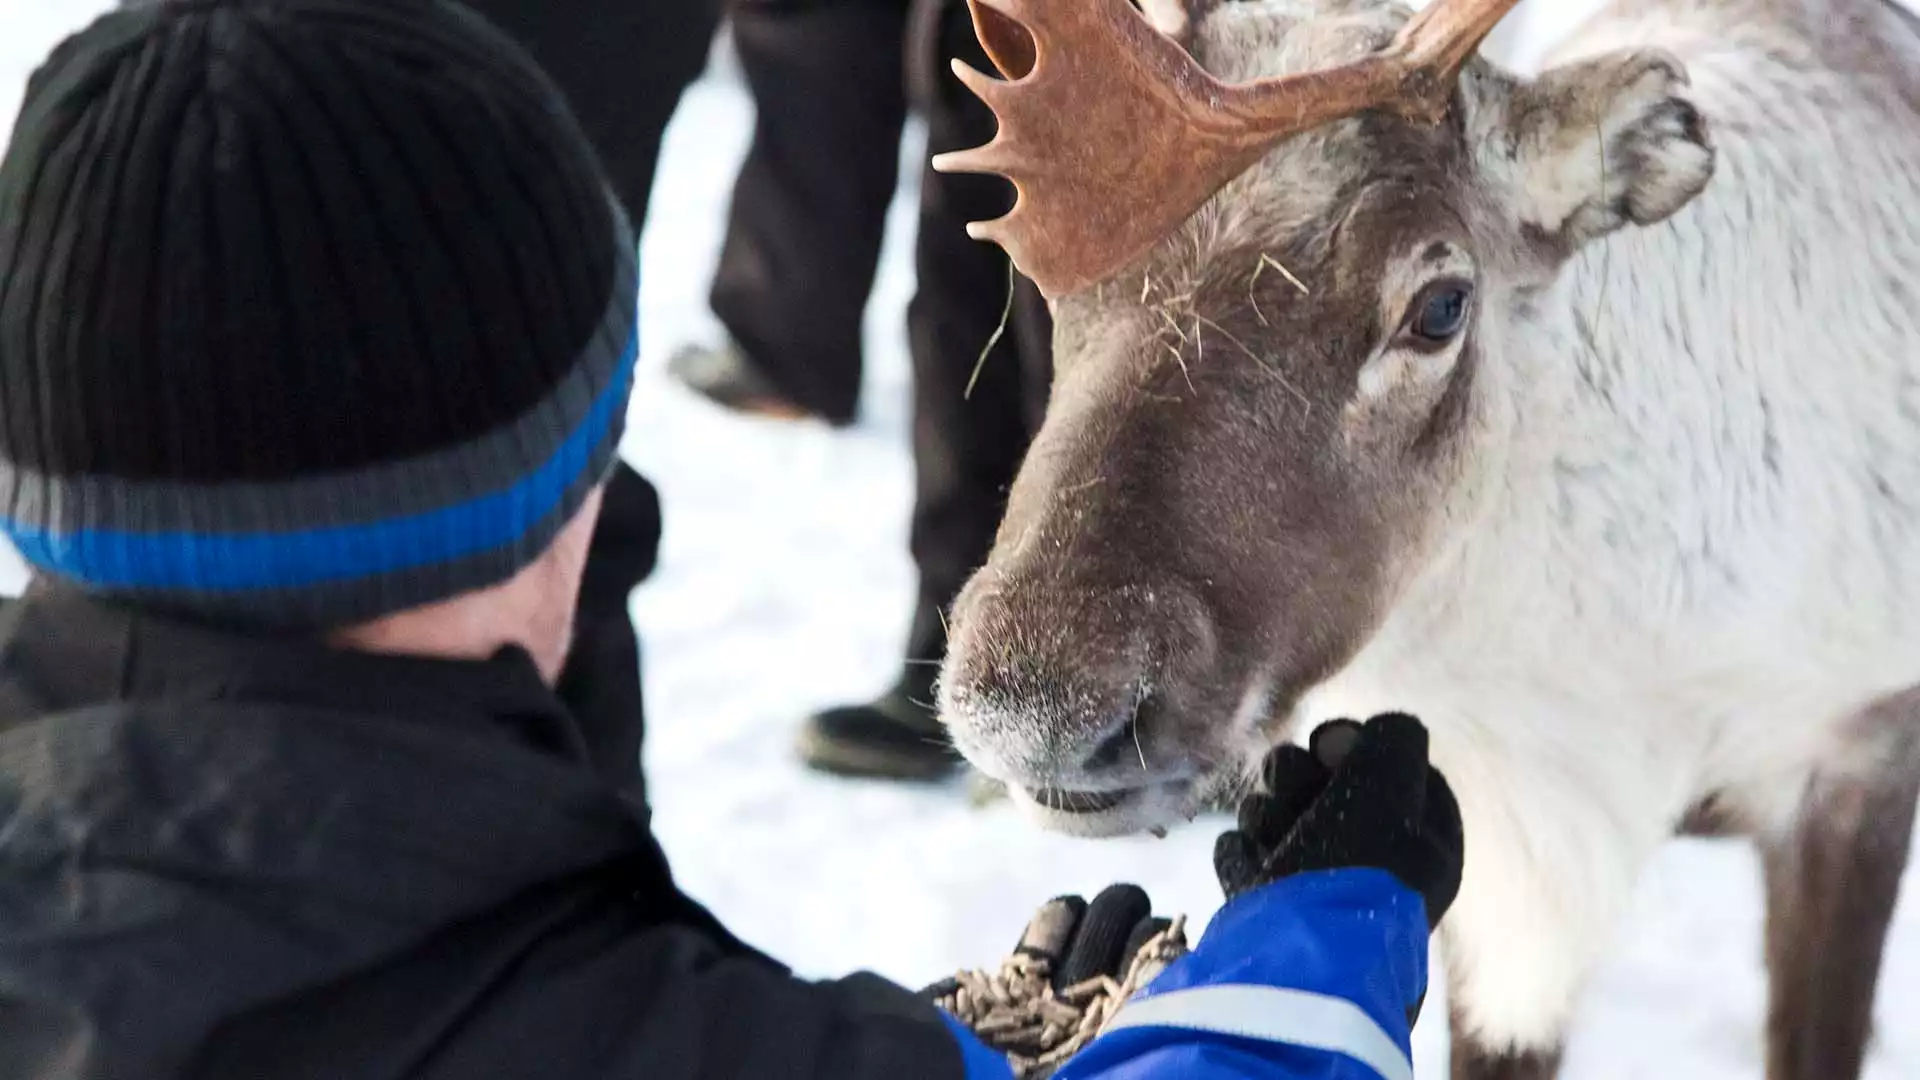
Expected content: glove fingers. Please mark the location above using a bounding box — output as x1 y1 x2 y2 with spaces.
1119 915 1172 971
1249 714 1437 886
1055 883 1153 990
1263 737 1334 793
1316 713 1432 812
920 975 963 1000
1214 829 1264 899
1241 746 1331 838
1418 766 1465 927
1234 795 1281 850
1399 842 1462 931
1218 712 1463 928
1015 895 1087 965
1307 718 1365 769
1425 765 1465 863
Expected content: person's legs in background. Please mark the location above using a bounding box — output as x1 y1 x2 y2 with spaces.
458 0 723 799
463 0 719 227
670 0 912 427
797 0 1053 780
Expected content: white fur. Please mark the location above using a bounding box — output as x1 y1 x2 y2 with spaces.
1279 0 1920 1051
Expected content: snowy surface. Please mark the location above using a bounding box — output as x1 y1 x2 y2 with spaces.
5 3 1919 1077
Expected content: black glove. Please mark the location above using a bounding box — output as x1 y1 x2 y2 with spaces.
924 885 1184 1078
1214 713 1463 931
924 883 1170 1002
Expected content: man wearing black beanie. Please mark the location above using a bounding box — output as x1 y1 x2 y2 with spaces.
0 3 1466 1079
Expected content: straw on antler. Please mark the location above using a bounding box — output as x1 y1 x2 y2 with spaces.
931 0 1523 300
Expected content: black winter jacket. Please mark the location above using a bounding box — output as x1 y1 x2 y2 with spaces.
0 588 967 1079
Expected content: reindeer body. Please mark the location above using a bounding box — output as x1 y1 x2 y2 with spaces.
1291 0 1920 1059
938 0 1920 1075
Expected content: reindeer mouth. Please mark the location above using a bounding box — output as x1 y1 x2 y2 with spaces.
1028 786 1136 814
1009 778 1203 838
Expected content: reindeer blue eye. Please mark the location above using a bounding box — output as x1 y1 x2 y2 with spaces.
1411 282 1472 343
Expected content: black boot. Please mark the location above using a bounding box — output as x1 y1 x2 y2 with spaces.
666 338 831 424
803 0 1052 788
797 662 964 782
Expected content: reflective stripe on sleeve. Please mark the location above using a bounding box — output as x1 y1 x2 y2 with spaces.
1101 984 1414 1080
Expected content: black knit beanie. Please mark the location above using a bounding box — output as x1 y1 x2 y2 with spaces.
0 0 638 628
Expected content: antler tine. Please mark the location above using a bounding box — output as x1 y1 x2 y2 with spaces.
946 57 1020 112
1214 0 1522 150
1392 0 1527 112
932 0 1523 300
931 0 1251 299
1229 0 1524 126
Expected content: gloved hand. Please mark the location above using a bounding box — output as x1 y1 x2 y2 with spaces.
1016 884 1171 994
1214 713 1464 931
925 884 1188 1079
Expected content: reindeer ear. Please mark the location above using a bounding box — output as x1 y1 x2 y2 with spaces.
1497 49 1715 254
1135 0 1216 49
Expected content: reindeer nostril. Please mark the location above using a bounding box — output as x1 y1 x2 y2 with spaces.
942 575 1207 788
1081 723 1138 773
1079 693 1155 774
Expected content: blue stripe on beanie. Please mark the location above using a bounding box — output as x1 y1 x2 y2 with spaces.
0 322 635 593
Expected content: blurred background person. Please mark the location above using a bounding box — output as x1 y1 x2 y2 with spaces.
457 0 723 799
454 0 1049 789
640 0 1055 783
793 0 1052 782
668 0 914 427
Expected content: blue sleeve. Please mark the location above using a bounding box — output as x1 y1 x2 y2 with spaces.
938 1010 1018 1079
1051 868 1427 1080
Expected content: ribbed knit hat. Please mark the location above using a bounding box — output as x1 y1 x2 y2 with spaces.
0 0 638 629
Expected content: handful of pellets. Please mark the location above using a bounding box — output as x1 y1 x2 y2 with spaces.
929 908 1190 1079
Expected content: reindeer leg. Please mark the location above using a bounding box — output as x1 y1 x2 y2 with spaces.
1761 690 1920 1080
1446 933 1565 1080
1429 723 1687 1080
1448 1023 1563 1080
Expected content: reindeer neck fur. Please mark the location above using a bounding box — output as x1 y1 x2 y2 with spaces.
1394 0 1920 785
1212 0 1920 1047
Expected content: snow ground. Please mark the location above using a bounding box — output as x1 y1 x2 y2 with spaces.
4 3 1918 1077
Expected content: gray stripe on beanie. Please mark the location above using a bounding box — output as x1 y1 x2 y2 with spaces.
40 418 624 631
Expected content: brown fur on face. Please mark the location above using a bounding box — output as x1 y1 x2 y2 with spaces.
937 0 1713 832
942 126 1486 819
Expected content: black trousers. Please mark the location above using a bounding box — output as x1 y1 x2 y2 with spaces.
901 0 1053 669
461 0 722 229
469 0 1048 735
707 0 1051 677
705 0 912 425
460 0 722 797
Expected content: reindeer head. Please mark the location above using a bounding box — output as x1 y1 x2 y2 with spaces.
935 0 1715 835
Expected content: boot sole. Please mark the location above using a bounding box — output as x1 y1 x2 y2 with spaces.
796 728 964 783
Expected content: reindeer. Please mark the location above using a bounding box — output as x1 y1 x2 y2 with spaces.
927 0 1920 1076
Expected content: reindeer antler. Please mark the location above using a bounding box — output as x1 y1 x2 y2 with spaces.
931 0 1524 300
